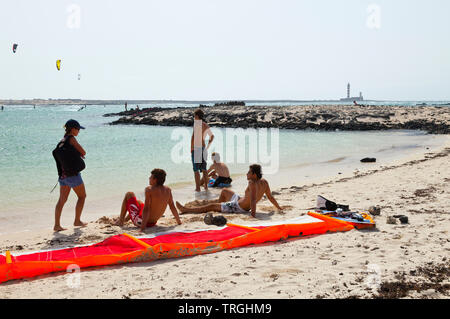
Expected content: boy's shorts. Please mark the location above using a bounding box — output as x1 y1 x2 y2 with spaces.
213 176 232 187
126 196 157 228
191 147 207 172
59 173 83 188
220 194 249 214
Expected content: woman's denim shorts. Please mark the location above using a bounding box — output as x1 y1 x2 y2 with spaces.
59 173 83 188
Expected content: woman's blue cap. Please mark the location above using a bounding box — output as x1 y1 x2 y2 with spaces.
65 119 85 129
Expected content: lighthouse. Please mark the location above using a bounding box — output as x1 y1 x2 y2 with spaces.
340 83 364 102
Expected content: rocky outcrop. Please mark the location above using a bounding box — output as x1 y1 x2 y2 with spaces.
104 104 450 134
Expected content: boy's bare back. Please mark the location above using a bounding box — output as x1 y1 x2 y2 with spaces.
145 185 173 223
211 162 230 178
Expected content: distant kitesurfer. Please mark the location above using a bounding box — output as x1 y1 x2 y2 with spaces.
177 164 283 218
114 169 182 231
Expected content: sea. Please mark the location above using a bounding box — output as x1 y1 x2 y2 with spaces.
0 100 448 235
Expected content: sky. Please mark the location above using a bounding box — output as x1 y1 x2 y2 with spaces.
1 0 449 101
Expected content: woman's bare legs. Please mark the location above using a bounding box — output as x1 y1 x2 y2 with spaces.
72 183 87 227
54 185 71 231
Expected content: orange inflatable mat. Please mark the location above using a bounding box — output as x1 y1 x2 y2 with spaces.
0 212 353 284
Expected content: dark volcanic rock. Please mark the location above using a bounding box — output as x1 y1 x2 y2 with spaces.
104 105 450 134
214 101 245 107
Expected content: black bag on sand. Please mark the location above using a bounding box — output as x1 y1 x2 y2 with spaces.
316 195 350 211
52 135 85 177
204 213 227 227
360 157 376 163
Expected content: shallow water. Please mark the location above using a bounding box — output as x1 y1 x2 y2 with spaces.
0 103 447 234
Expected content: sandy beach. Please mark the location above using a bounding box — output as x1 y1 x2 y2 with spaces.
3 0 450 303
1 135 448 299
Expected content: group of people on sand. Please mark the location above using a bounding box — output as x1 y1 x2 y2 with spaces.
53 108 283 232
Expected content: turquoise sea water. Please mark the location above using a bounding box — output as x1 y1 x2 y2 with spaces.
0 102 447 234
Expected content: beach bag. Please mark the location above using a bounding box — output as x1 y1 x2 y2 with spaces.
52 135 85 177
316 195 350 211
317 195 337 211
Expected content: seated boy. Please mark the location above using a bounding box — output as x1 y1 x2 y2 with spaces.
207 152 232 187
115 168 182 231
177 164 282 218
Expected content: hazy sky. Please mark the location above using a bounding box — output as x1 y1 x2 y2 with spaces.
1 0 449 100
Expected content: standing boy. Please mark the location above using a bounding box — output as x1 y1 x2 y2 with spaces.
191 108 214 192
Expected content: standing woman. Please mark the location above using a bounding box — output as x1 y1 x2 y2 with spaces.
53 119 88 231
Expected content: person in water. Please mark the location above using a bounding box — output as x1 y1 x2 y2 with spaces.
207 152 232 187
177 164 283 218
191 108 214 192
54 119 87 232
115 168 182 231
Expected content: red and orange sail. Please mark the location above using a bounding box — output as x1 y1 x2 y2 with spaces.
0 212 355 284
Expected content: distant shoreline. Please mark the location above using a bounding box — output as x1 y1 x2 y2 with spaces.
104 104 450 135
2 99 450 106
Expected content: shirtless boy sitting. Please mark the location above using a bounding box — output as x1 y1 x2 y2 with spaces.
207 152 232 187
115 168 182 231
176 164 282 218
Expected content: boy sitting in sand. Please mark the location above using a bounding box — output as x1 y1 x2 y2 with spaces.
176 164 283 218
207 152 232 187
115 169 182 231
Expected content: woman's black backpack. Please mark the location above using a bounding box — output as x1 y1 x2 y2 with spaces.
52 135 85 177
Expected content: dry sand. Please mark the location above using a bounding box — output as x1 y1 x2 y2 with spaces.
0 137 449 299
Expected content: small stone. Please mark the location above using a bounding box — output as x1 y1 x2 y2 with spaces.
204 213 213 225
386 216 397 224
368 206 381 216
399 216 409 224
